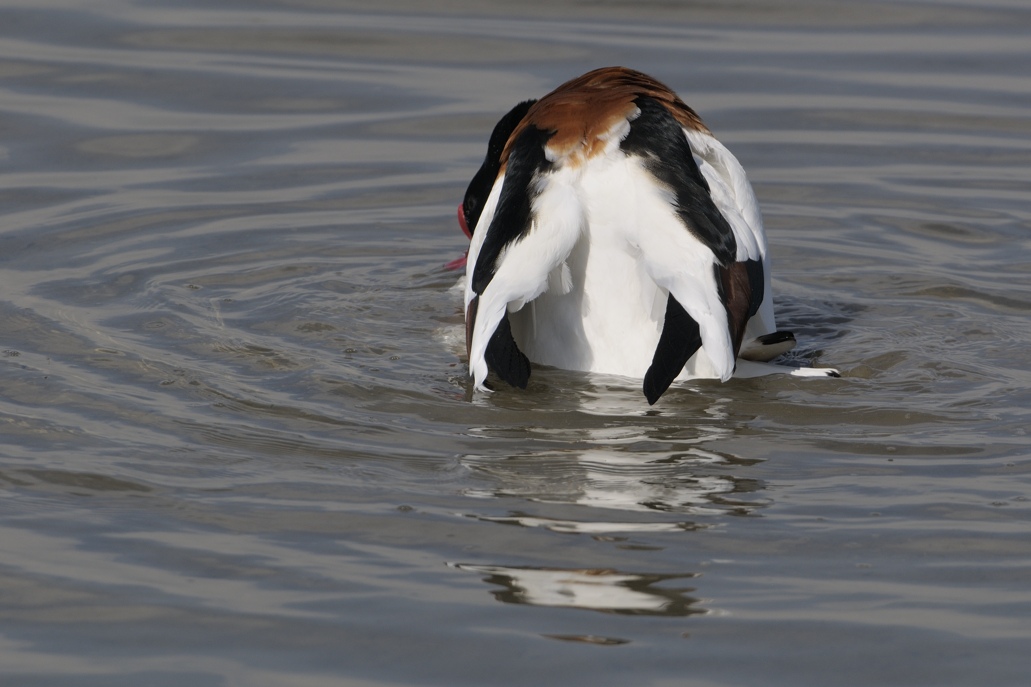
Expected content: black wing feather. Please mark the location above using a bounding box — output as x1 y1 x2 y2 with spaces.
468 124 552 389
484 312 531 389
623 96 742 401
643 295 702 405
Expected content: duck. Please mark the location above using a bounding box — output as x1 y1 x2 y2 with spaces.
456 67 838 404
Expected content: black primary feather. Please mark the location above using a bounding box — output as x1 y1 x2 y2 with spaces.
643 295 702 405
484 312 531 389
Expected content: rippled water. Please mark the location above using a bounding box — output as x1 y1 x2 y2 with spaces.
2 1 1030 684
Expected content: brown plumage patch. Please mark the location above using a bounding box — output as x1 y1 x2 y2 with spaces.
718 262 754 359
501 66 710 167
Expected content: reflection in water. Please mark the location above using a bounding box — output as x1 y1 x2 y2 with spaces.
448 563 705 617
453 358 770 531
466 448 756 513
542 634 631 646
463 511 695 533
461 441 766 533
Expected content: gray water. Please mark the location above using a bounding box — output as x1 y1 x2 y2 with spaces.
1 1 1030 685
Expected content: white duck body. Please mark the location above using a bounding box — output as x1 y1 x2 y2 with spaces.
460 68 836 403
506 128 775 381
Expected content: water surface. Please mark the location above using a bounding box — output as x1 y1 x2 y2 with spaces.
1 1 1030 685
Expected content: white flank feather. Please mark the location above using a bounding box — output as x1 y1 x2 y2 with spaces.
465 166 585 390
685 129 775 335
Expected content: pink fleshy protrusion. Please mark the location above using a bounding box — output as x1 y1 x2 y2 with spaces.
445 251 468 271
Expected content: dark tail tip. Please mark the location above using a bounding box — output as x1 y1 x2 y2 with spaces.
485 313 531 389
643 372 664 406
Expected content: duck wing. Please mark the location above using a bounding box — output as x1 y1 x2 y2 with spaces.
621 95 765 402
464 124 584 391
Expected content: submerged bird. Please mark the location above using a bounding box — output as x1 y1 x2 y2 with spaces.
456 67 837 404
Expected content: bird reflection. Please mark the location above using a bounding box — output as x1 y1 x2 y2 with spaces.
448 563 704 617
461 443 765 534
450 375 761 620
455 361 771 533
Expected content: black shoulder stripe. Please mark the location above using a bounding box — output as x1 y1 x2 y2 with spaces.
643 294 702 404
620 96 736 266
471 124 553 295
462 99 537 234
484 312 531 389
